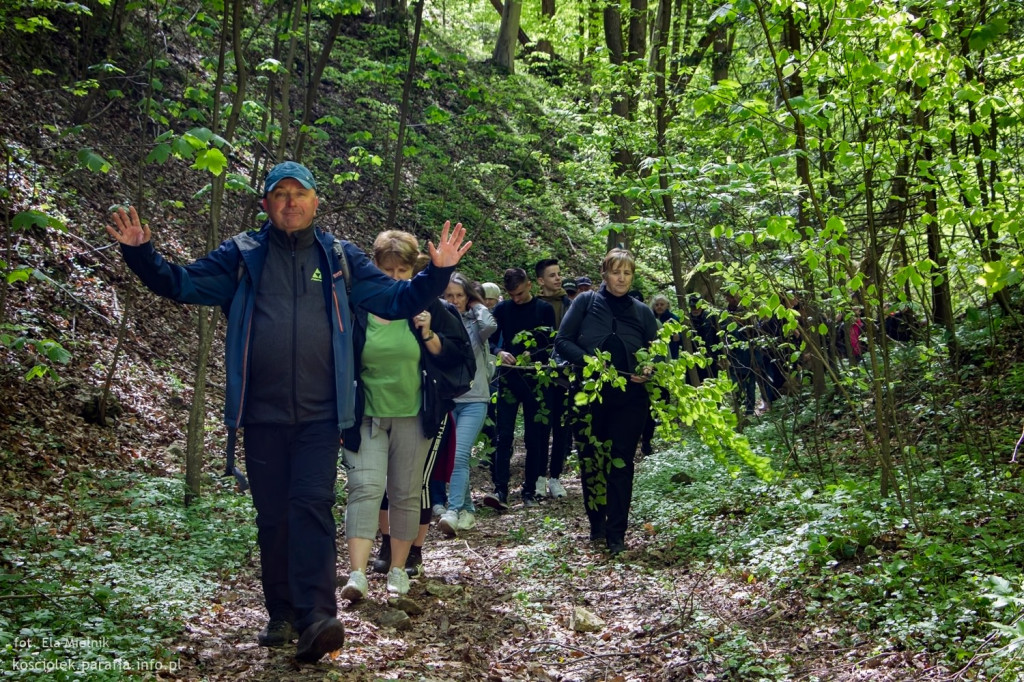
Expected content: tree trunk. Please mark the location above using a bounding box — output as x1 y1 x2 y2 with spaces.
493 0 523 73
538 0 555 55
604 0 633 250
488 0 532 48
294 12 346 160
275 0 303 159
184 0 246 504
388 0 426 226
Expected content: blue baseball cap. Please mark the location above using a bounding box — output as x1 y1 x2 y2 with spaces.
263 161 317 194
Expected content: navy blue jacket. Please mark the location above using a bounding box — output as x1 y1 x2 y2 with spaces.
120 222 454 432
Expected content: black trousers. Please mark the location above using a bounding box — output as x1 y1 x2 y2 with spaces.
244 421 339 633
545 384 571 480
576 383 649 544
494 372 550 498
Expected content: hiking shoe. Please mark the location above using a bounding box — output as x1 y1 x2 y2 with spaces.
371 538 391 574
482 491 509 510
340 569 368 602
607 538 626 556
295 617 344 663
523 494 539 508
257 619 296 647
387 566 410 595
535 475 547 498
405 545 424 578
589 525 606 542
547 478 567 498
457 509 476 531
431 504 446 517
438 509 459 537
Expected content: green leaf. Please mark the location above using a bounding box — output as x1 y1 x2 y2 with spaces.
12 210 65 232
77 148 112 173
7 267 32 284
31 339 71 364
146 143 173 164
966 17 1008 52
192 148 228 176
256 58 284 73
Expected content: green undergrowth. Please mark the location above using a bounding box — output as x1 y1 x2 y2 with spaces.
0 472 255 680
632 423 1024 678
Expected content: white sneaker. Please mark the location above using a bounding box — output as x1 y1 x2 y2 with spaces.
340 569 368 602
535 475 547 498
547 478 567 498
457 509 476 530
438 509 459 537
387 566 410 595
431 504 445 517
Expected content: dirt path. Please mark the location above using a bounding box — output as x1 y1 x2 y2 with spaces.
171 451 946 681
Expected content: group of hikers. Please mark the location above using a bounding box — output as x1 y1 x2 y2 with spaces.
106 160 924 663
104 161 659 663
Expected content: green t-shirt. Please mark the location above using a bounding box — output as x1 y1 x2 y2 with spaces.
362 316 422 417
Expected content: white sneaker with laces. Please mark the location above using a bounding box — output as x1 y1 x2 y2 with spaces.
431 504 445 517
457 509 476 530
387 566 410 595
438 509 459 537
535 475 547 498
547 478 567 498
340 569 368 602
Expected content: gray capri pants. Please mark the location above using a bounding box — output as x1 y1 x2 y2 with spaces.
343 415 431 541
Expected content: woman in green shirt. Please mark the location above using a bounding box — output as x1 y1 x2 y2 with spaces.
340 231 466 598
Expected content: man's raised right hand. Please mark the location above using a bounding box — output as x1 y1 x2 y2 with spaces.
106 206 151 246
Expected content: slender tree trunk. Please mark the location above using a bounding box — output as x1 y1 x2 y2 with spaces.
604 0 633 250
275 0 303 159
294 12 345 160
388 0 426 225
958 4 1010 314
538 0 555 55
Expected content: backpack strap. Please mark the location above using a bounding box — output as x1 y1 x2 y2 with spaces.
331 237 352 294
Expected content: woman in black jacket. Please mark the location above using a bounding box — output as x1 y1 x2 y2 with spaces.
339 230 466 598
555 248 659 556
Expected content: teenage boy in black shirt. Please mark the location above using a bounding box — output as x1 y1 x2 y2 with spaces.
483 268 555 509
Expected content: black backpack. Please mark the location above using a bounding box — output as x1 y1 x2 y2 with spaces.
422 300 477 401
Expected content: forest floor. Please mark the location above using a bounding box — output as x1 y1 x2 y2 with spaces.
170 447 948 682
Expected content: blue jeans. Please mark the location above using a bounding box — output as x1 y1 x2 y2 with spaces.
449 401 487 512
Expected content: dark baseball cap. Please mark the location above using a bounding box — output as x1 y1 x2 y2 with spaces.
264 161 317 194
576 276 593 287
562 278 578 293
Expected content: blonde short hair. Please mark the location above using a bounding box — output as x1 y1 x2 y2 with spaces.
601 248 635 275
373 230 420 269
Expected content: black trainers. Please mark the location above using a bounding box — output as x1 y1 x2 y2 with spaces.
523 494 539 508
589 526 606 542
607 538 626 556
295 617 345 663
257 619 297 647
482 490 509 510
405 545 424 578
371 536 391 574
